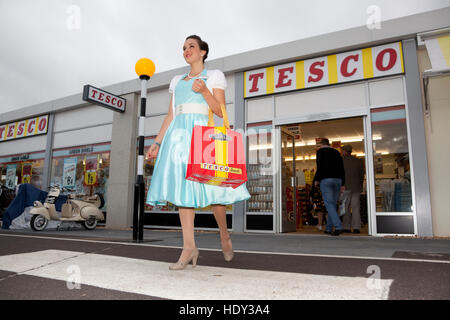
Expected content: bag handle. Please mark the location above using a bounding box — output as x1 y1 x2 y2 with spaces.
208 104 230 129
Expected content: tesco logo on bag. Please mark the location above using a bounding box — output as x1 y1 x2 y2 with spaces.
244 41 404 97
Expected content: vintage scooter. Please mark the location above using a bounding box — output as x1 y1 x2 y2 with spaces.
30 185 105 231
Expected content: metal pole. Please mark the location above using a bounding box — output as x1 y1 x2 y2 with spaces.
132 183 139 241
133 75 149 243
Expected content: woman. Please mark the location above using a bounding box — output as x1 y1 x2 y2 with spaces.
145 35 251 270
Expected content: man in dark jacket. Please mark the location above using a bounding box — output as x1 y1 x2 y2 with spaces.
313 138 345 236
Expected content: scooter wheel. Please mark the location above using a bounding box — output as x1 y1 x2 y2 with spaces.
31 215 48 231
82 219 97 230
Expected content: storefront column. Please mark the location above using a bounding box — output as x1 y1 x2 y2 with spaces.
107 93 139 229
42 113 55 191
402 38 433 237
233 72 246 233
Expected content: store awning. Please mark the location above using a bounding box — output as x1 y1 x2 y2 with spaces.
418 28 450 77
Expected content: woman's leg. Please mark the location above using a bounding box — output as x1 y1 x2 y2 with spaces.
178 207 196 261
211 204 232 252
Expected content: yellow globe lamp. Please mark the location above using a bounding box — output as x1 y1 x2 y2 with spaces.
135 58 155 80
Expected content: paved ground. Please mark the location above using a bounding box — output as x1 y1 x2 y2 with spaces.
0 227 449 303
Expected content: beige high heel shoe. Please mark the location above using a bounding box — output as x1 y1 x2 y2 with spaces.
169 248 199 270
221 236 234 262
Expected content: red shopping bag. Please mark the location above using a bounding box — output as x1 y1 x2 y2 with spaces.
186 104 248 188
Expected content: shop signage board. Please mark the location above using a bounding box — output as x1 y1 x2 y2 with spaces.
83 85 126 113
62 157 77 188
5 164 17 189
0 152 46 164
0 115 49 142
84 156 98 186
52 144 110 158
244 41 404 98
21 162 33 184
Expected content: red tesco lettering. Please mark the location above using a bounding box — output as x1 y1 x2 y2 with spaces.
7 125 15 137
341 54 359 77
38 118 47 131
308 61 325 83
376 48 397 71
248 73 264 93
28 120 36 134
276 67 294 88
17 122 25 136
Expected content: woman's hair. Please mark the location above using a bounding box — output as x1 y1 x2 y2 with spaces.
186 35 209 62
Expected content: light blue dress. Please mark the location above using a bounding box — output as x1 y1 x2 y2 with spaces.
146 69 251 208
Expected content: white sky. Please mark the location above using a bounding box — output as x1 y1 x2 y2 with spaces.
0 0 449 115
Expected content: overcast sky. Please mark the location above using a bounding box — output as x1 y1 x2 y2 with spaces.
0 0 449 115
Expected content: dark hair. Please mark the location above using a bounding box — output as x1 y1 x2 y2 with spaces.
320 138 330 146
186 35 209 62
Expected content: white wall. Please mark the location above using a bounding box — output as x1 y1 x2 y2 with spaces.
52 104 113 149
275 82 367 120
418 48 450 237
146 88 171 116
368 76 405 106
0 135 47 156
247 97 273 123
53 124 112 148
53 105 113 133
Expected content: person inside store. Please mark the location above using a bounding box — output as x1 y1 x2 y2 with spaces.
340 145 365 233
310 182 327 231
313 138 346 236
145 35 251 270
340 145 365 234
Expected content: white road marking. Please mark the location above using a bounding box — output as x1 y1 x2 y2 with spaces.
0 250 393 300
0 233 449 264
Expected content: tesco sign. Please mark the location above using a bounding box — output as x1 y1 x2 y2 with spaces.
244 41 404 97
0 115 49 142
83 85 126 113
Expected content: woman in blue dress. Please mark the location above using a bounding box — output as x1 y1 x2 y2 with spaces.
146 35 250 270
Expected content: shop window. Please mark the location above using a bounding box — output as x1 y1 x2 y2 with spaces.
371 106 412 212
246 123 273 213
50 144 110 211
0 152 45 190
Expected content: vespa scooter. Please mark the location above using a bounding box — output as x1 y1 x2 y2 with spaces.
30 185 105 231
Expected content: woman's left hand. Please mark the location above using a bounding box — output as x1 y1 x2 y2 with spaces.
192 79 207 94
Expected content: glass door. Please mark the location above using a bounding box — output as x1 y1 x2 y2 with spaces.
280 128 296 232
368 105 416 235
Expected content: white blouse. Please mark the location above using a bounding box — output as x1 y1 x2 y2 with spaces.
168 69 227 94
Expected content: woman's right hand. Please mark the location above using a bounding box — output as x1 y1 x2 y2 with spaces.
146 143 160 160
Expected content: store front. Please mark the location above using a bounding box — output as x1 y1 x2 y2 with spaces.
243 41 418 236
0 114 49 191
2 10 444 235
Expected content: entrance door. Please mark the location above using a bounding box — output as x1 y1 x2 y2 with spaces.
280 117 369 235
280 128 297 232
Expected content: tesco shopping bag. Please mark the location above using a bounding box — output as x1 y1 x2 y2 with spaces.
186 104 248 188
